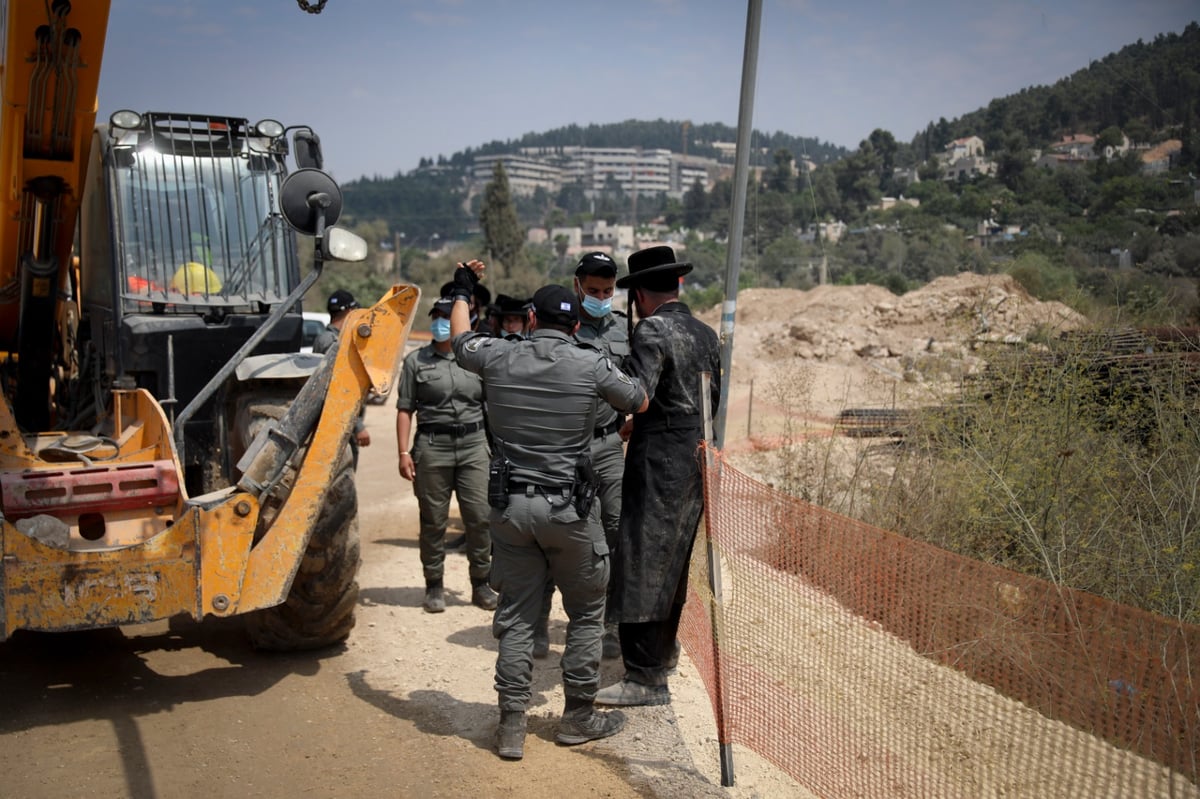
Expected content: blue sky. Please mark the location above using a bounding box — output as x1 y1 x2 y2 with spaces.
96 1 1196 184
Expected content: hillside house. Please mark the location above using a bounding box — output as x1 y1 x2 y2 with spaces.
939 136 996 181
945 136 985 160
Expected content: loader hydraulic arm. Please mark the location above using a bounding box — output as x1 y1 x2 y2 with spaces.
1 0 112 429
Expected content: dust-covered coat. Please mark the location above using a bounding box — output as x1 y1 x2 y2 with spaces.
607 301 721 623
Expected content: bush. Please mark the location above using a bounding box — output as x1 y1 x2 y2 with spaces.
859 334 1200 623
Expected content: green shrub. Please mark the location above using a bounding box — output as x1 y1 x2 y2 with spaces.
859 335 1200 623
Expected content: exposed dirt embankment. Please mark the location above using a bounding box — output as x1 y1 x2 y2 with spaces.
699 273 1088 435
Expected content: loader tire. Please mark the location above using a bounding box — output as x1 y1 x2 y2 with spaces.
235 394 362 651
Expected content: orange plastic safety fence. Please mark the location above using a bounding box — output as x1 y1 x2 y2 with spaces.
678 443 1199 798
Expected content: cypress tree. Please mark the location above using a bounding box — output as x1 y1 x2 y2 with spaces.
480 161 524 274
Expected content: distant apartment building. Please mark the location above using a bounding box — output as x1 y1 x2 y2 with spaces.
671 154 716 195
472 154 563 197
472 147 715 200
569 147 673 197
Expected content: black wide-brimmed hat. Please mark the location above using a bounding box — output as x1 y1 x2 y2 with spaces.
616 245 692 289
492 294 530 317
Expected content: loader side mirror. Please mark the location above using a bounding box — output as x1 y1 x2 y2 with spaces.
280 168 343 234
293 128 323 170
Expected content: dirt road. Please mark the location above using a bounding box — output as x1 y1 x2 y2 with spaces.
0 402 785 798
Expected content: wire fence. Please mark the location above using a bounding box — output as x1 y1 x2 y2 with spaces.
680 445 1200 798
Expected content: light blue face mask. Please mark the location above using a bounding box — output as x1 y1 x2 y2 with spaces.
580 294 613 318
431 318 451 342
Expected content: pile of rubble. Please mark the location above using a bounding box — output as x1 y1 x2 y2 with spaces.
697 272 1089 418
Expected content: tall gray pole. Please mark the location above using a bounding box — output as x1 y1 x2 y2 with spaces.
714 0 762 450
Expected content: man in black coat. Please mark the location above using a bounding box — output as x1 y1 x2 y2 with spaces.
596 245 721 707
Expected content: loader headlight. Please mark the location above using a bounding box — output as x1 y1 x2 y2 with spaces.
109 110 142 131
253 119 285 139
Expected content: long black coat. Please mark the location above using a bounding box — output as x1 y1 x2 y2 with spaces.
608 301 721 623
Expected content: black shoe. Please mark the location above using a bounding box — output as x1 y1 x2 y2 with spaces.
445 533 467 550
472 583 499 611
555 708 626 745
594 679 670 707
422 583 445 613
496 710 526 760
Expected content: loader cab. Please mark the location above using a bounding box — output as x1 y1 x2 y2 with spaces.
75 112 319 488
78 112 307 399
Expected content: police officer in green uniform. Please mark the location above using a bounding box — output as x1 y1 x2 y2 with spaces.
448 261 648 761
530 252 630 659
396 297 498 614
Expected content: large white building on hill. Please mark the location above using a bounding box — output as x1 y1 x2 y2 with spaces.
471 146 717 199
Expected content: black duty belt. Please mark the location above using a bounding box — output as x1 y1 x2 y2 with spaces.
593 418 623 439
636 414 703 434
418 421 484 437
508 481 571 496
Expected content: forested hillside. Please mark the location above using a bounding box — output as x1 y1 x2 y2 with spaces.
917 22 1200 157
456 119 846 167
334 23 1200 325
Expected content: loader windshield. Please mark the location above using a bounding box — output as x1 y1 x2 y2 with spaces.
111 125 294 311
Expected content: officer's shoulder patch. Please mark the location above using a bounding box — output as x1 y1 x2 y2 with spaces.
617 369 634 385
464 336 487 353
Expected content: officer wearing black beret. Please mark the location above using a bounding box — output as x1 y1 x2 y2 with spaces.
448 261 648 760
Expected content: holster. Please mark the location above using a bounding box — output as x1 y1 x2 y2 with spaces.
572 455 598 518
487 456 511 509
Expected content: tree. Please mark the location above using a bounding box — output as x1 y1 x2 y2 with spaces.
553 234 569 261
868 129 899 192
683 178 709 230
767 148 795 193
479 161 525 275
1093 125 1126 159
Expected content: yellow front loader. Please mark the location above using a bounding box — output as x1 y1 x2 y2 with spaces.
0 0 417 648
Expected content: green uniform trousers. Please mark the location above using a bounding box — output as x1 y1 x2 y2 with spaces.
535 430 624 627
411 429 491 583
591 429 625 550
490 489 609 711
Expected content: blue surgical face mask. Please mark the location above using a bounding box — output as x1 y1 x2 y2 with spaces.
431 318 451 342
580 294 613 318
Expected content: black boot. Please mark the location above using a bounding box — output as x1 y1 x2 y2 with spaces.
556 698 626 745
423 579 445 613
496 710 526 760
471 576 498 610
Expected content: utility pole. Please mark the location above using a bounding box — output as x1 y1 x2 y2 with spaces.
714 0 762 452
